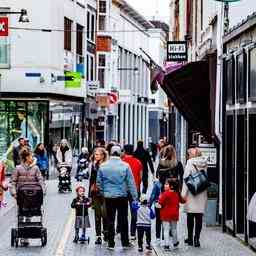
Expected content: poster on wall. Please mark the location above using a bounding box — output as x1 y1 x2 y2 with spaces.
199 147 217 167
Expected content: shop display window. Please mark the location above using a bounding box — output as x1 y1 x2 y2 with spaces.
0 101 48 174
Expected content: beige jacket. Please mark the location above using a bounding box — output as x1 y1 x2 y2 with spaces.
181 156 208 214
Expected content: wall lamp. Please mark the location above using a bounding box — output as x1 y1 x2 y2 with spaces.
0 9 29 23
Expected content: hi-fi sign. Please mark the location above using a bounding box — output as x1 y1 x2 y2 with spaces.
0 17 8 36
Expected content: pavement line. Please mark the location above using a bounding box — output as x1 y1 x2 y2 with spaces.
55 210 75 256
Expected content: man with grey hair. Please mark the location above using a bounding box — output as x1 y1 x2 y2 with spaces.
97 145 138 250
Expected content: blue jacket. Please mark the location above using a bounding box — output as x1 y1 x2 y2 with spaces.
96 157 138 200
35 153 49 171
149 180 162 206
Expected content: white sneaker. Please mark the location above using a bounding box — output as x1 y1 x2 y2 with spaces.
156 238 161 246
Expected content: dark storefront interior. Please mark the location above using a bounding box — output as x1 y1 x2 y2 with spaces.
223 45 256 247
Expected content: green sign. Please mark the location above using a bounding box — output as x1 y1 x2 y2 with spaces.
64 71 81 88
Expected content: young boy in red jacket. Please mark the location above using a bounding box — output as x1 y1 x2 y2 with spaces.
156 179 186 250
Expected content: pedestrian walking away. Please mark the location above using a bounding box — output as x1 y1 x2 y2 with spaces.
134 140 154 194
88 147 108 245
96 145 138 250
71 186 91 244
149 178 162 243
132 194 155 252
156 179 186 251
122 144 143 240
156 145 184 190
182 147 208 247
34 143 49 179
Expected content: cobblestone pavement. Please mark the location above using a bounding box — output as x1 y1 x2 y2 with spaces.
153 209 255 256
0 177 255 256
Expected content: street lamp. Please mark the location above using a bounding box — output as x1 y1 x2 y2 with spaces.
0 9 29 23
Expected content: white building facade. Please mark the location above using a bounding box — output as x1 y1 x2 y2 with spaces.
96 0 153 147
0 0 97 171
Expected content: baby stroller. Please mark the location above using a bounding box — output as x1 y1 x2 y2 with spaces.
11 182 47 247
58 163 72 193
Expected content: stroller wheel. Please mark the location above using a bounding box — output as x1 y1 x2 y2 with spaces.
41 228 47 247
11 228 17 247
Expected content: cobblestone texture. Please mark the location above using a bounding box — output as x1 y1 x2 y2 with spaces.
0 176 255 256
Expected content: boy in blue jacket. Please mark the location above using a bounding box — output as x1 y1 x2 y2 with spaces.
149 179 162 244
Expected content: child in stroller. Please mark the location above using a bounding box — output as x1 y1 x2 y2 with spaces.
11 182 47 247
71 186 91 244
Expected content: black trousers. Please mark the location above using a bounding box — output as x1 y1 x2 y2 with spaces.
93 196 108 237
155 207 162 239
187 213 203 240
137 226 151 247
105 197 129 247
142 172 148 194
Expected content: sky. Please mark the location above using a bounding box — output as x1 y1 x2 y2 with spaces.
127 0 170 24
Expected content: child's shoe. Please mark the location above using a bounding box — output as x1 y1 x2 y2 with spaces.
164 245 170 251
138 246 143 252
146 245 152 250
73 236 79 243
173 241 179 249
95 236 102 245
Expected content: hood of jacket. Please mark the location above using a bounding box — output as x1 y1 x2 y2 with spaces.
188 156 207 170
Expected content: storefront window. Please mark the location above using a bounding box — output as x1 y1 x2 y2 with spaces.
0 101 48 174
249 47 256 101
236 53 246 103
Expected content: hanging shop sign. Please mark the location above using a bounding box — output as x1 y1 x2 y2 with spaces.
64 71 81 88
167 41 188 62
0 17 8 36
108 92 119 104
96 94 110 108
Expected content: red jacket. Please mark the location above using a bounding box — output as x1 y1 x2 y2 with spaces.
122 154 142 191
159 190 183 221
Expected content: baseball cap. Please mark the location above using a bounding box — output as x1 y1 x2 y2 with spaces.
110 145 121 156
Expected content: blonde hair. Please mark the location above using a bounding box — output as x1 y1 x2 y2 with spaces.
94 147 108 163
187 147 202 159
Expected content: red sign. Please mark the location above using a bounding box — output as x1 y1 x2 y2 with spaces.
108 92 119 104
0 17 8 36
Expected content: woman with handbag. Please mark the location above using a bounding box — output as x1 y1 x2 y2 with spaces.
181 147 208 248
88 147 108 245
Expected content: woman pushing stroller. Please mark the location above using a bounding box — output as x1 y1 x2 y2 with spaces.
10 147 45 246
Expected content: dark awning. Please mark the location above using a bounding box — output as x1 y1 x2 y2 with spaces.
162 61 216 143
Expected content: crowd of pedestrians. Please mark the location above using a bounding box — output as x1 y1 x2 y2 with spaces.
0 136 209 251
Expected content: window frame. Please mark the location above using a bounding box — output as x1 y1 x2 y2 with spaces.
249 46 256 102
225 56 235 105
236 50 246 104
98 53 106 88
64 17 73 51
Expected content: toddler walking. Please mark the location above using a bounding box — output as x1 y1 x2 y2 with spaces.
71 186 91 243
133 194 155 252
156 179 185 250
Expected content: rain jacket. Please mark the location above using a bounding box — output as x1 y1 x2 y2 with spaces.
35 151 49 171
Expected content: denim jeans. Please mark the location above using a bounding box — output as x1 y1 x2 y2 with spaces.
162 221 178 246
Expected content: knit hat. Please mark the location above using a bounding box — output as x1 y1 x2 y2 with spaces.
110 145 121 156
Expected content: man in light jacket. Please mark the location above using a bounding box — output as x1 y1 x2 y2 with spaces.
97 145 138 250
